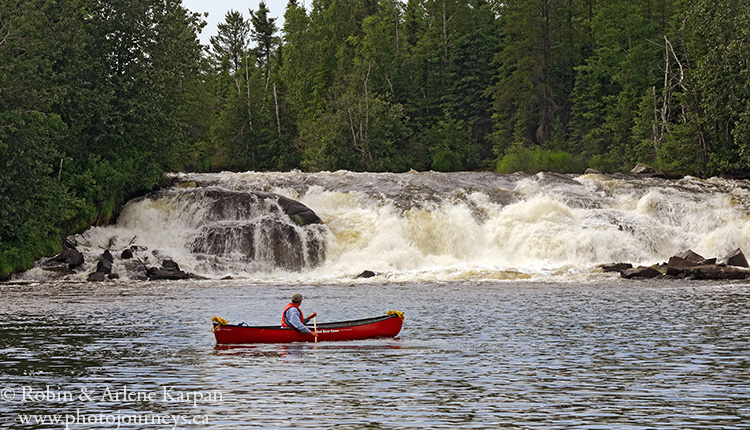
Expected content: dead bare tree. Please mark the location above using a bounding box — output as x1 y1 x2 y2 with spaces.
273 82 281 136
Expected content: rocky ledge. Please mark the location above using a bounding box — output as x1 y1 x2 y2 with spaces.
601 248 750 280
85 248 205 282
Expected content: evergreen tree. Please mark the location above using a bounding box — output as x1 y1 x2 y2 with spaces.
210 10 250 74
569 0 663 171
250 1 279 85
442 0 500 164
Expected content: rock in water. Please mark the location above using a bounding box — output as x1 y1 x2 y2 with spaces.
599 263 633 273
685 265 750 280
96 254 113 274
674 249 704 263
147 260 191 280
188 188 327 271
666 255 701 276
87 272 106 282
621 266 662 279
722 248 749 268
56 248 84 269
356 270 377 279
121 248 133 259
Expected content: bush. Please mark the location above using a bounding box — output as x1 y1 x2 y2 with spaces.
496 144 586 174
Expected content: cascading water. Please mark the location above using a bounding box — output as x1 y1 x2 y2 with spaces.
30 184 329 280
18 171 750 283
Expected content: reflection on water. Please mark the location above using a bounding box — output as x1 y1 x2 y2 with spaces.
1 279 749 429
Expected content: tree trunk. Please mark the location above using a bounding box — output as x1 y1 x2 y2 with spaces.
273 82 281 136
442 0 449 72
245 54 253 131
537 0 553 142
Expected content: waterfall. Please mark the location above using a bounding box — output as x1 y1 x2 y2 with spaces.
19 171 750 282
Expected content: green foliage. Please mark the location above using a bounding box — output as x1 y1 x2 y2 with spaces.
423 117 477 172
496 144 584 174
656 122 705 174
0 0 207 276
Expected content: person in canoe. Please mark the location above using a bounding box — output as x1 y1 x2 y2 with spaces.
281 292 317 334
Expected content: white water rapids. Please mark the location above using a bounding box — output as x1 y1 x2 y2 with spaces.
21 171 750 283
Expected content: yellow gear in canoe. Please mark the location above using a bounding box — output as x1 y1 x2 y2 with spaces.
212 316 228 331
387 310 404 321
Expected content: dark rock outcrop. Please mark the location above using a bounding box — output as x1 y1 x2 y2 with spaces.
146 259 205 280
599 263 633 273
666 249 704 276
147 259 189 280
56 248 84 269
42 246 85 274
188 188 327 271
684 265 750 280
121 248 134 260
675 249 704 263
621 266 662 279
87 272 107 282
96 250 114 274
722 248 749 268
356 270 378 279
87 250 118 281
615 248 750 281
274 193 322 226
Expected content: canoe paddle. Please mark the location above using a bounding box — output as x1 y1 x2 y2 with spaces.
313 316 318 344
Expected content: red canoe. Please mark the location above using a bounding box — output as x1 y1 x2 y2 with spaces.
213 313 404 344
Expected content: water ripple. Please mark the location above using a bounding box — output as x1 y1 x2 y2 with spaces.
0 280 748 429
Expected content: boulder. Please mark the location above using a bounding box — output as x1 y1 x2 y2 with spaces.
55 248 84 269
43 247 85 273
274 194 322 226
666 256 700 276
147 260 191 281
121 248 134 260
122 260 148 281
630 163 655 175
96 257 113 275
722 248 749 268
89 249 115 280
685 264 750 280
621 266 662 279
87 272 107 282
675 249 704 263
599 263 633 273
356 270 377 279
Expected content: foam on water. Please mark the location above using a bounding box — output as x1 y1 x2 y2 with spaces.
18 171 750 283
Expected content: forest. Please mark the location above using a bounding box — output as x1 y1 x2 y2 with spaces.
2 0 750 276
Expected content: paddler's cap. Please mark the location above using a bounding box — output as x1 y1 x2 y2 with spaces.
291 292 303 303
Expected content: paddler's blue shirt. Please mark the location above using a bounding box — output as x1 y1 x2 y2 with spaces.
284 306 311 334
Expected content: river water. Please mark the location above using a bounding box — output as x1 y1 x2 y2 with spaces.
3 171 750 428
1 278 749 429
